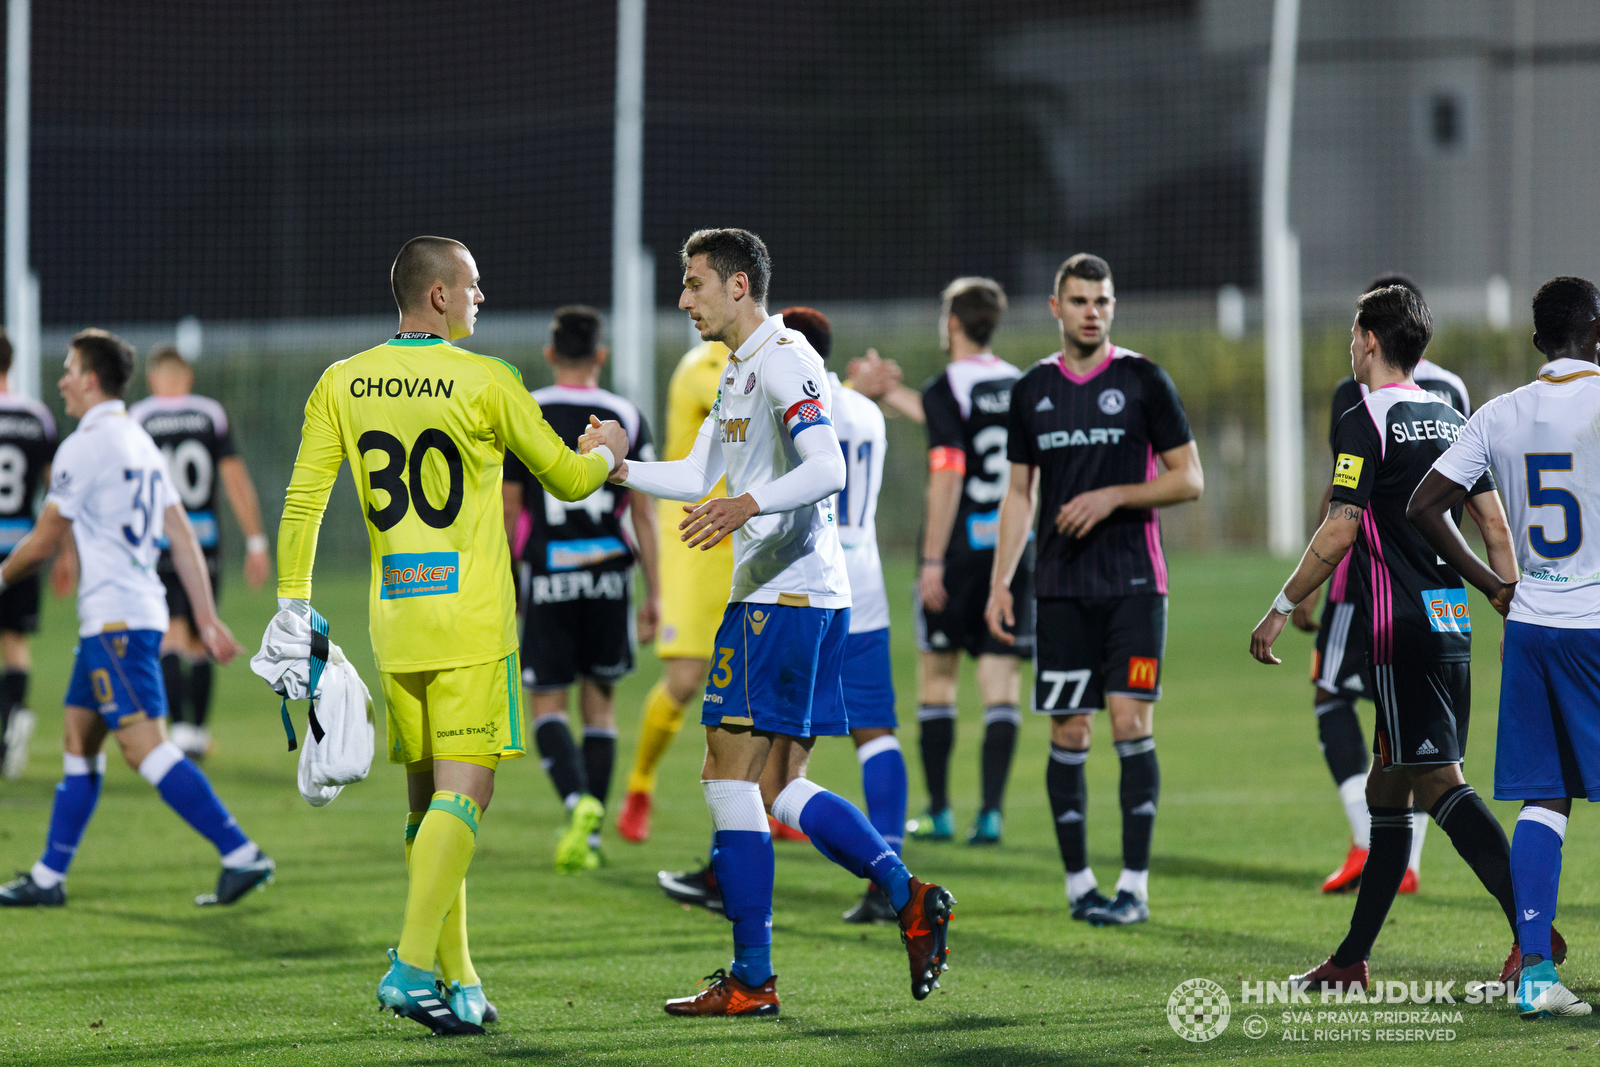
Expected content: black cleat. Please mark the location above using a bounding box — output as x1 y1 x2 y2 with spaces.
843 882 898 924
0 871 64 907
196 854 275 906
659 860 723 912
1069 887 1111 921
1084 889 1149 926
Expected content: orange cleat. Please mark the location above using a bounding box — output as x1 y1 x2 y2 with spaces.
1500 927 1569 985
1397 868 1419 894
1292 956 1369 994
898 876 955 1000
617 791 652 843
1321 843 1367 894
663 969 779 1017
768 816 809 843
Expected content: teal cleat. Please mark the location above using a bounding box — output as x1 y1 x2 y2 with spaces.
967 808 1003 845
446 980 498 1025
907 807 954 842
1518 960 1592 1019
377 949 484 1036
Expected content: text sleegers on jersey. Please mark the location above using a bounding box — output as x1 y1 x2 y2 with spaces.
1433 358 1600 628
0 392 57 554
128 393 236 552
829 372 889 633
922 354 1022 557
277 337 610 673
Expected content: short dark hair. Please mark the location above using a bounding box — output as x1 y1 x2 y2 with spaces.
1355 285 1433 373
70 328 136 398
147 343 190 374
549 305 603 362
1532 276 1600 354
1054 253 1113 295
0 329 12 376
1366 272 1421 298
681 228 771 306
941 277 1007 347
391 236 469 313
779 306 832 361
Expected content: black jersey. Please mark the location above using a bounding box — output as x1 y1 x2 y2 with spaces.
505 385 653 581
0 394 57 558
128 393 236 554
922 354 1022 558
1328 383 1493 666
1006 348 1193 599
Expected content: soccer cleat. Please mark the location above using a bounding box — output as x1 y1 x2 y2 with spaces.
445 981 497 1026
2 708 36 780
1291 957 1369 994
842 882 898 924
616 791 652 843
768 816 809 843
377 949 485 1035
1500 928 1570 985
1397 868 1419 894
1084 889 1149 926
0 871 64 907
907 807 954 842
1518 959 1592 1018
555 795 605 873
1321 843 1367 894
898 876 954 1000
1069 886 1112 922
196 854 275 906
967 808 1002 845
663 968 779 1017
658 861 723 912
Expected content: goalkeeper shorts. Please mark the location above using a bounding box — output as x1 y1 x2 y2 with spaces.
381 650 526 765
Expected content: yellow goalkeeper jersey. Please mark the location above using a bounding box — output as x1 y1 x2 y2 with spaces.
278 335 611 672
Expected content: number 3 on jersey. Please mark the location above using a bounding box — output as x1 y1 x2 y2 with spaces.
360 428 464 532
1526 453 1582 559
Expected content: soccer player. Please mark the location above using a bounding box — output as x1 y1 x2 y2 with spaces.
1409 275 1600 1018
276 236 618 1035
1292 274 1469 895
130 345 272 759
593 228 952 1015
913 278 1032 845
0 330 270 909
0 329 58 780
986 253 1203 927
615 336 732 846
503 306 658 872
1251 285 1525 995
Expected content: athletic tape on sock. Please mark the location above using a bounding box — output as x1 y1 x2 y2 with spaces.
856 735 901 764
1050 745 1090 765
533 712 568 728
982 704 1023 726
916 703 957 722
1113 736 1156 758
137 741 185 786
63 753 106 776
1517 805 1569 841
583 727 619 739
702 779 768 833
427 791 482 835
771 777 826 831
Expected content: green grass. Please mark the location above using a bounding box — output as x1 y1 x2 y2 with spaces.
1 553 1595 1065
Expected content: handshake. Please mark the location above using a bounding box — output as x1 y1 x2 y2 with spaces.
579 415 631 482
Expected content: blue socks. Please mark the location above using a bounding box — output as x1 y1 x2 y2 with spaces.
1511 806 1566 960
857 736 907 855
36 753 105 882
776 778 913 912
703 781 774 986
139 741 251 858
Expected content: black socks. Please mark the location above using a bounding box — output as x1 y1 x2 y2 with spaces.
1047 743 1089 872
1115 736 1160 872
979 705 1020 812
1316 697 1368 784
162 654 185 724
1333 806 1412 967
1431 784 1517 934
534 714 586 805
188 661 213 728
916 705 956 812
583 728 617 807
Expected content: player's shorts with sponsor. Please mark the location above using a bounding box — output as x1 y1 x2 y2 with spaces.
520 565 634 691
1494 621 1600 800
381 651 526 766
841 627 897 730
1370 659 1469 769
1032 595 1166 713
158 547 223 624
1312 599 1370 701
916 546 1034 658
656 501 734 661
702 601 850 738
0 568 41 633
65 628 167 729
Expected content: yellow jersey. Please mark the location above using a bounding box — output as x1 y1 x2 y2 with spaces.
278 336 611 672
657 340 732 533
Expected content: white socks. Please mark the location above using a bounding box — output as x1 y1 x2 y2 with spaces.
1409 811 1427 872
137 741 185 786
1066 867 1099 903
1338 774 1370 850
702 779 768 832
221 841 261 869
1115 868 1150 902
771 778 825 832
29 862 62 889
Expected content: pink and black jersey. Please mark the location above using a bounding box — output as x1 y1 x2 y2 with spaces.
1328 384 1491 666
1005 347 1192 598
0 393 58 557
921 354 1022 558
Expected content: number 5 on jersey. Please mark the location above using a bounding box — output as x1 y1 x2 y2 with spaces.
1526 453 1582 559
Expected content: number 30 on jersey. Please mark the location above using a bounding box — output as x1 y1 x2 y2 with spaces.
360 429 464 532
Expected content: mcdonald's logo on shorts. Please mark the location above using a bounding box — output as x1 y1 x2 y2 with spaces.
1127 657 1159 690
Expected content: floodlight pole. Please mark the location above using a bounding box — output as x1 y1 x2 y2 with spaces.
5 0 38 399
611 0 653 420
1262 0 1302 555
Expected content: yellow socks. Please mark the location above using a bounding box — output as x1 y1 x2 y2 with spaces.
397 792 480 971
626 681 687 795
403 811 478 985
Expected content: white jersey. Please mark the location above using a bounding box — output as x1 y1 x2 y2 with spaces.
1432 357 1600 628
828 372 889 632
46 400 177 637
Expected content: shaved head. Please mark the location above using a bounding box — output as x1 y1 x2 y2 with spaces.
391 236 470 314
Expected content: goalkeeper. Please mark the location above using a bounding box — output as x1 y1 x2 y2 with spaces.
275 236 619 1036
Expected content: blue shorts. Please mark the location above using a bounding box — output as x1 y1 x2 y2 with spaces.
65 629 168 729
701 602 850 738
841 628 897 730
1495 620 1600 801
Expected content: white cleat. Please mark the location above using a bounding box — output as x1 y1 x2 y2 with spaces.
1519 961 1592 1018
2 708 35 779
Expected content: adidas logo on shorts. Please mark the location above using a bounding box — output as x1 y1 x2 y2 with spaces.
1415 738 1439 756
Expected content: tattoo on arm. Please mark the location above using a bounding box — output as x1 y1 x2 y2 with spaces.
1309 545 1339 568
1332 504 1363 521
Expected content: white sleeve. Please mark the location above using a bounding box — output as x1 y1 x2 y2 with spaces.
748 419 847 514
44 443 93 521
1432 403 1494 490
621 415 726 501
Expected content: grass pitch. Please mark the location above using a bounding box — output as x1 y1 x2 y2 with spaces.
1 552 1595 1066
